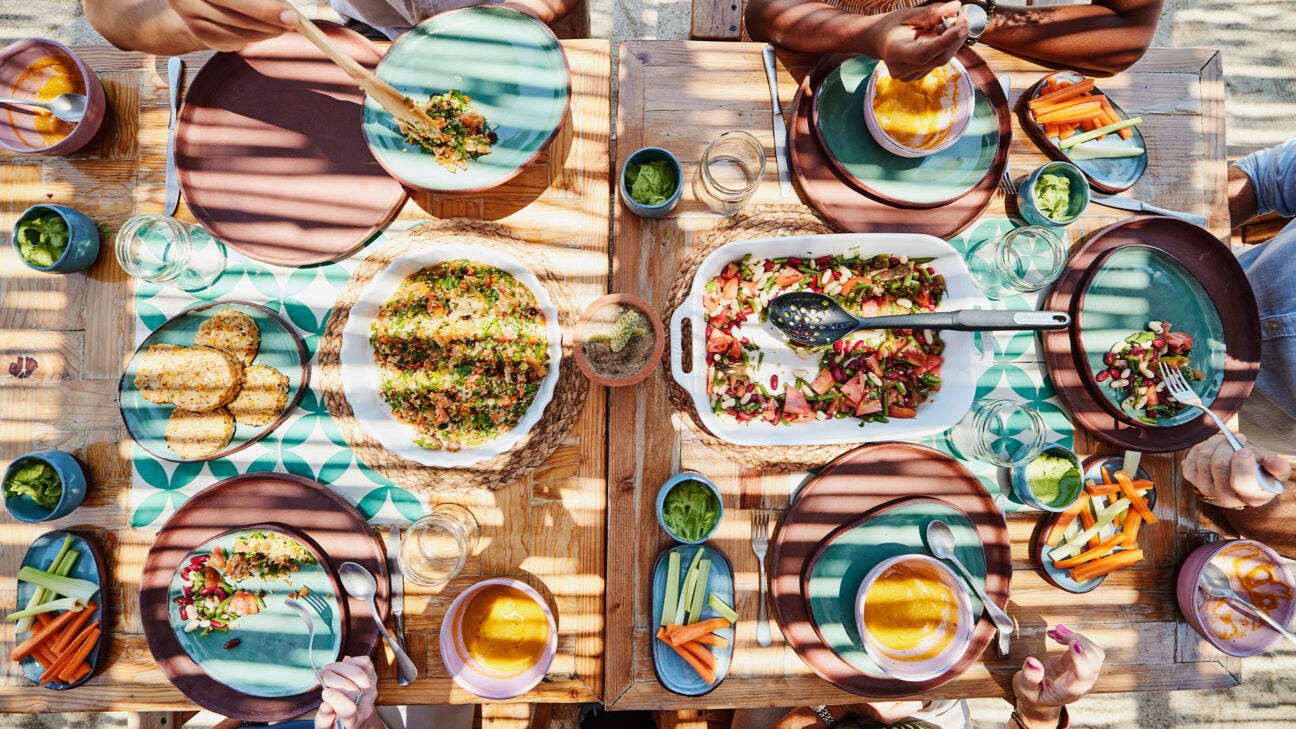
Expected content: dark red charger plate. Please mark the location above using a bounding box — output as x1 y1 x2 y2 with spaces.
140 473 387 722
770 443 1011 697
1041 216 1261 452
789 47 1010 238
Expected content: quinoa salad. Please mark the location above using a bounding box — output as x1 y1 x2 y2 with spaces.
704 253 947 426
370 260 550 452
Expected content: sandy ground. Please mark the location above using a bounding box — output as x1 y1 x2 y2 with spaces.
2 0 1295 727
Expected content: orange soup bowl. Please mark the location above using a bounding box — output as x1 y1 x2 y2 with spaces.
439 578 558 699
864 59 973 158
0 39 106 156
855 554 973 682
1177 539 1296 657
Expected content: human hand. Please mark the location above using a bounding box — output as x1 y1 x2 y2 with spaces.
868 0 968 82
1183 433 1291 510
841 701 925 724
315 656 383 729
1012 625 1104 728
165 0 297 51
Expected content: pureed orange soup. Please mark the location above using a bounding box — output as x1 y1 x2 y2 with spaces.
8 55 83 146
459 584 550 676
871 63 963 151
864 559 959 659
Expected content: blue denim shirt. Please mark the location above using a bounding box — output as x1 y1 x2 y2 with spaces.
1235 140 1296 422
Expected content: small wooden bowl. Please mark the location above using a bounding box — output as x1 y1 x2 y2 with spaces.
573 293 665 387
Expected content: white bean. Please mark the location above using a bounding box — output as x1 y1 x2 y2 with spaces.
897 297 913 309
1112 378 1130 388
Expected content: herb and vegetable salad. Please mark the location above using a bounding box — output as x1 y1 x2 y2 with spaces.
4 458 62 510
399 89 497 172
704 253 947 426
1096 320 1201 423
15 214 69 268
661 479 720 542
371 259 550 452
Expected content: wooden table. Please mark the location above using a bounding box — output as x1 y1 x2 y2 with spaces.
607 41 1235 709
0 40 610 713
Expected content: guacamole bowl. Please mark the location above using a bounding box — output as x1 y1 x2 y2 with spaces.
1010 444 1083 512
1019 161 1090 227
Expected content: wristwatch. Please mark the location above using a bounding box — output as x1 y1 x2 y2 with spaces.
960 0 995 44
808 705 838 728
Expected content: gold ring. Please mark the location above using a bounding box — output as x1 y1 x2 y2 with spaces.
1193 488 1218 504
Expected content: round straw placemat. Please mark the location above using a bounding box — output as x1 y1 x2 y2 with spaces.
663 204 863 472
319 219 587 493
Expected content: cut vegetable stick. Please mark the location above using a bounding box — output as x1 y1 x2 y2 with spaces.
1115 471 1157 523
1031 95 1100 121
668 617 732 646
1053 533 1125 569
1035 100 1104 125
1047 492 1090 546
1029 78 1096 109
38 630 88 684
1078 503 1100 549
11 608 80 662
1102 465 1113 484
1060 117 1143 149
1049 497 1132 560
662 551 681 627
1045 122 1061 139
1070 549 1144 583
1086 480 1121 497
678 639 718 671
34 613 53 628
65 662 91 683
1059 123 1078 140
691 633 729 648
1122 510 1143 548
50 604 96 654
1044 76 1060 94
52 625 98 683
656 628 716 684
31 644 57 668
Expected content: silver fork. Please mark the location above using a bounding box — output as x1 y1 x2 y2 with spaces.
998 165 1016 198
1158 362 1285 494
751 511 772 646
284 596 345 729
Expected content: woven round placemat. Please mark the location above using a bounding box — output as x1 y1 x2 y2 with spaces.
663 204 866 472
319 219 588 493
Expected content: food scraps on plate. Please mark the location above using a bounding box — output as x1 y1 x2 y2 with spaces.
1096 320 1201 423
1045 467 1156 585
655 547 735 686
399 89 497 172
705 253 946 426
7 535 101 686
1028 75 1144 157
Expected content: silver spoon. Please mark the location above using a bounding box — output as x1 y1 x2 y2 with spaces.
0 93 88 123
283 596 345 729
1199 562 1296 647
767 291 1070 347
338 561 418 686
943 4 989 39
925 520 1015 657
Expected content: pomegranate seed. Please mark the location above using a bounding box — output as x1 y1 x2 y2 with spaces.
224 639 240 650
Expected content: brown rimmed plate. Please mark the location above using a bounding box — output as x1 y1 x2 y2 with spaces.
140 473 387 722
789 47 1010 238
770 443 1011 697
1041 216 1261 451
176 23 407 266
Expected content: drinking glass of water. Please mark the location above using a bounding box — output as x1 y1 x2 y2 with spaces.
399 504 480 588
114 214 226 291
695 130 766 214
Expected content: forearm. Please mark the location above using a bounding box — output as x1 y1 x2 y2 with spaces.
84 0 208 54
499 0 573 25
1006 705 1063 729
980 0 1163 76
745 0 891 55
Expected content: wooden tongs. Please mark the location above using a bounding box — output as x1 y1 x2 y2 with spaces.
280 3 435 131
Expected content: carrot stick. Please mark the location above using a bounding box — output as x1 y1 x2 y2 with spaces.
50 604 96 655
1058 123 1079 140
678 640 719 672
1029 78 1096 109
65 662 91 683
31 644 57 669
1078 503 1100 549
11 608 80 662
1115 471 1157 523
1036 100 1104 125
667 617 731 646
1046 492 1090 547
1044 122 1061 139
47 625 98 684
1044 76 1061 94
691 633 729 648
34 613 53 628
1122 511 1143 548
1086 481 1121 497
1030 95 1099 120
1102 465 1113 484
38 631 87 684
57 627 99 683
1070 549 1143 583
656 628 716 684
1053 533 1125 569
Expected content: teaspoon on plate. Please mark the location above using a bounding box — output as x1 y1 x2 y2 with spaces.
1198 561 1296 647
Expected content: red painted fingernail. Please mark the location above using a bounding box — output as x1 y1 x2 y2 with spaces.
1056 624 1070 636
1046 629 1059 640
1026 658 1043 670
1073 642 1083 654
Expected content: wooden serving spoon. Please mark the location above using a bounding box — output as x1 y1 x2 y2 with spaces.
279 3 435 131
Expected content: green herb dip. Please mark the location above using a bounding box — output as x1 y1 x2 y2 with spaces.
662 479 719 541
1034 173 1072 221
626 160 677 206
1027 452 1080 507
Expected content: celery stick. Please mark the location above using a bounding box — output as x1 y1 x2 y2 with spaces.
16 536 76 633
661 551 681 627
1059 117 1143 150
6 596 84 622
15 565 98 605
708 593 739 623
687 560 711 624
674 548 705 625
1049 497 1131 561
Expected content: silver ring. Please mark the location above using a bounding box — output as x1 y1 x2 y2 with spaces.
354 690 364 705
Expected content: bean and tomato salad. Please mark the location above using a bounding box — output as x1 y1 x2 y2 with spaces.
704 253 947 426
1096 320 1202 423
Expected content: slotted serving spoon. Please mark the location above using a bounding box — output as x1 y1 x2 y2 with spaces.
768 291 1071 347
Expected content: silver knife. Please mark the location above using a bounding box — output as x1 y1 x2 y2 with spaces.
164 56 183 216
761 45 792 198
385 525 407 663
1090 191 1207 228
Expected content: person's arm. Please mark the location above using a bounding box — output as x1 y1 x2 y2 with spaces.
84 0 296 54
977 0 1164 77
746 0 969 82
315 656 385 729
1232 138 1296 228
1183 433 1296 557
499 0 579 25
1008 626 1104 729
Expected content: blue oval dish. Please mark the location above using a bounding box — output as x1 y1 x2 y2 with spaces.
650 544 734 695
3 450 87 523
11 204 100 273
16 531 107 689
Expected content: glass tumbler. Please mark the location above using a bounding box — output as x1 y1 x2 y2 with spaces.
694 130 766 214
114 214 226 291
948 399 1047 467
966 225 1066 299
399 504 480 588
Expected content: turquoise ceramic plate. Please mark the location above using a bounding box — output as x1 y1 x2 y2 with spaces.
167 527 344 698
16 531 106 689
804 498 984 676
1021 71 1147 194
1076 245 1226 428
812 55 1000 208
650 545 734 696
362 6 570 194
119 301 309 462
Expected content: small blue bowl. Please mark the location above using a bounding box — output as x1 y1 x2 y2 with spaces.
12 204 100 272
3 450 88 523
1018 161 1089 228
1010 444 1083 512
621 147 682 218
656 471 722 544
